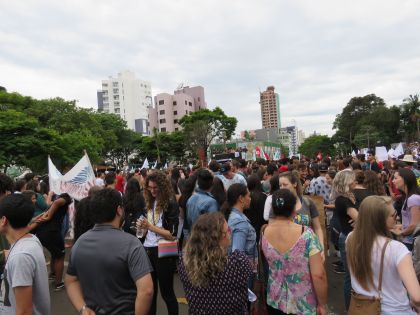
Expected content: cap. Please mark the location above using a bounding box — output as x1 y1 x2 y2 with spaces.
220 164 231 174
278 165 288 173
319 163 328 172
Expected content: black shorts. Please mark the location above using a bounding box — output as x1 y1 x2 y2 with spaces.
36 230 65 259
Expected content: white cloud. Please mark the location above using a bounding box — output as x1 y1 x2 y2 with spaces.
1 0 419 136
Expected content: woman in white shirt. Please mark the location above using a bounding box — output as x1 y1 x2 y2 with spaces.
346 196 420 315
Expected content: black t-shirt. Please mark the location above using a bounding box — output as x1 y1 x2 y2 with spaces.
37 193 72 233
335 196 356 235
353 188 373 210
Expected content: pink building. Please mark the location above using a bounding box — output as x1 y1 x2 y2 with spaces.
148 86 206 133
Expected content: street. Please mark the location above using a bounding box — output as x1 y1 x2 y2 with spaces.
50 249 345 315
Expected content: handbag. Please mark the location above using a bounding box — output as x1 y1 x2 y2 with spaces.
158 239 179 258
251 224 268 315
348 239 390 315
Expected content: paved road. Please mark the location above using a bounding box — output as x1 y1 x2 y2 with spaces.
50 250 345 315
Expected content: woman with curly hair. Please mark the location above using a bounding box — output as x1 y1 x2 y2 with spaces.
137 170 179 315
363 170 386 196
179 212 252 315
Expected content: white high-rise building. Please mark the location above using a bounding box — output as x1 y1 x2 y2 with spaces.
97 70 152 134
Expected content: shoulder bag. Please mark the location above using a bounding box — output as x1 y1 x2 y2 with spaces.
348 239 390 315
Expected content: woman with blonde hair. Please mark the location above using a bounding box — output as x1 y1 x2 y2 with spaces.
179 212 252 315
346 196 420 314
332 170 358 310
137 170 179 315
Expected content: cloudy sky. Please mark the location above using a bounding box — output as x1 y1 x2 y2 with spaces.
1 0 419 136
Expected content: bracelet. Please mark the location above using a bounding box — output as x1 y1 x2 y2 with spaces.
79 305 87 314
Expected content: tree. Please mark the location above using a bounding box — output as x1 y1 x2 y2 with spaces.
179 107 237 161
400 94 420 142
299 135 335 158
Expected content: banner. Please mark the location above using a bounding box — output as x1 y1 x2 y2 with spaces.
48 154 95 201
375 146 388 162
141 158 149 170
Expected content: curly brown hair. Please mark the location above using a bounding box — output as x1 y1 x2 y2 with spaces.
183 212 228 287
144 170 175 213
363 170 386 196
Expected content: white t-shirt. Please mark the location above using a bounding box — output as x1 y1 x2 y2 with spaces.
216 173 247 191
2 235 51 315
144 205 163 248
263 195 273 221
346 234 415 315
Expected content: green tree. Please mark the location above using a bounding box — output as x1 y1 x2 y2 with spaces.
179 107 237 161
400 94 420 142
299 135 335 158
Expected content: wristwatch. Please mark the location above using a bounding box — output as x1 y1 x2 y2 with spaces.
79 305 87 314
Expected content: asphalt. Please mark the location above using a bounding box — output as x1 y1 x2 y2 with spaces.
50 248 346 315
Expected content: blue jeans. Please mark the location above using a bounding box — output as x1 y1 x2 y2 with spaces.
339 232 351 310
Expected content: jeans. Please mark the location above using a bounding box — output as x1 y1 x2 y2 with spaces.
339 232 351 310
145 247 178 315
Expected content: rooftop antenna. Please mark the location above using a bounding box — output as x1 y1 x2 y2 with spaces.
176 82 184 90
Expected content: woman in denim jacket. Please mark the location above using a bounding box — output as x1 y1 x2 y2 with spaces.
222 183 257 285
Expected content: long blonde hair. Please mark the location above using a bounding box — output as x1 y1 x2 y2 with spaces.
346 196 393 291
183 212 227 287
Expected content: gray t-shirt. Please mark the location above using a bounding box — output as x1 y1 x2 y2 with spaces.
67 224 153 315
2 235 50 315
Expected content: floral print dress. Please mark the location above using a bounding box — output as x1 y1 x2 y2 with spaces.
262 227 322 315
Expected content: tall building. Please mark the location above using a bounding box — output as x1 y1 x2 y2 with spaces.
260 86 281 130
148 85 206 133
97 70 152 134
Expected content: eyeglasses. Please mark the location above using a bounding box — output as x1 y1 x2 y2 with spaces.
148 186 158 191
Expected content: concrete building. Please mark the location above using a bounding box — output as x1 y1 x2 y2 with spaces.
254 128 280 142
260 86 281 130
148 85 206 133
97 70 152 134
280 126 299 156
298 130 306 146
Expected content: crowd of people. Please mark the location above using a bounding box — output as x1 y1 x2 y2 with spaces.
0 149 419 315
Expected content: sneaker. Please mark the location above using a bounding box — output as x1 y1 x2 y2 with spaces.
333 266 346 275
54 282 65 291
332 260 342 268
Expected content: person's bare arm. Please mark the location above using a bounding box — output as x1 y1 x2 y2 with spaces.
311 217 325 261
402 206 420 236
309 252 327 314
14 286 33 315
65 274 96 315
397 254 420 308
134 273 154 315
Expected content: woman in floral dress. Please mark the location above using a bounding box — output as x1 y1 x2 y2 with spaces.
262 189 327 315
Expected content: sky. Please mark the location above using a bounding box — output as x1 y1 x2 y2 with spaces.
1 0 420 137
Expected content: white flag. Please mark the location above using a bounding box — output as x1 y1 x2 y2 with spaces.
164 163 168 169
152 161 157 169
141 158 149 170
61 154 96 201
375 146 388 162
351 150 356 157
48 157 63 195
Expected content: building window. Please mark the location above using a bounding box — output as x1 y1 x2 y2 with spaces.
160 119 166 124
114 101 120 106
161 128 166 132
113 82 118 87
159 110 165 115
102 83 108 88
198 97 200 101
185 110 188 114
175 128 178 131
113 95 119 100
174 119 178 124
199 106 201 109
174 111 177 115
173 101 177 106
115 108 120 113
158 100 164 105
189 102 192 106
185 100 187 105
